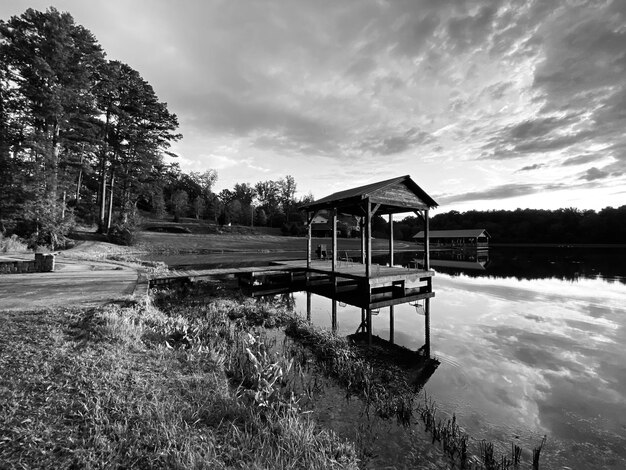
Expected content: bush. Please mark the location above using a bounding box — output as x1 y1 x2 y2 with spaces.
19 200 76 250
281 222 306 236
0 234 29 253
108 212 142 246
107 224 136 246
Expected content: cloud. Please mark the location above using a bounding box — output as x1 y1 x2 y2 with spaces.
561 154 601 167
199 154 240 171
358 127 434 156
517 163 545 172
579 167 610 181
446 4 497 53
436 183 554 204
483 114 593 159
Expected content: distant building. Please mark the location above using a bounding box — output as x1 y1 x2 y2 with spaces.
413 229 490 248
310 210 360 237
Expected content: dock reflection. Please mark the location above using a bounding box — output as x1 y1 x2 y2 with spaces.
240 271 439 390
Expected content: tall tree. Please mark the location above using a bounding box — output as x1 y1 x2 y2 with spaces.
0 7 104 241
254 180 280 224
94 60 180 229
278 175 297 221
0 7 104 202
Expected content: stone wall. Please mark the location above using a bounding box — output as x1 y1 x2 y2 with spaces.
0 253 55 274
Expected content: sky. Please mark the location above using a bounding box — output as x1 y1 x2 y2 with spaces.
2 0 626 214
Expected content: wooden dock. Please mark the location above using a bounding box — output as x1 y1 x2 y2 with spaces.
149 260 433 292
148 265 303 287
272 259 433 287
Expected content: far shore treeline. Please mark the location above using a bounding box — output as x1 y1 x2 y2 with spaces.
399 207 626 245
1 8 624 250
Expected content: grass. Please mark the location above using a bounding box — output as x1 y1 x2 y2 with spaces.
0 291 358 469
0 276 547 469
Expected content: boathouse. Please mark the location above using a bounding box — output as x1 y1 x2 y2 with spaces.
413 229 490 248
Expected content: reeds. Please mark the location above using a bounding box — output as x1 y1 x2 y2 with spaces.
284 315 547 470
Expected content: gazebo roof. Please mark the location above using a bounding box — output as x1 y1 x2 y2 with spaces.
300 175 438 215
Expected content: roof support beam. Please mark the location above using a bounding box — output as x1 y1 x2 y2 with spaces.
371 203 381 217
306 210 319 225
413 210 425 222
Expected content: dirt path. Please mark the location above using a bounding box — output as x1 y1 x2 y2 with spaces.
0 256 139 311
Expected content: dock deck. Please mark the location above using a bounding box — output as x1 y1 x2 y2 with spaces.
149 260 433 288
148 265 296 287
272 259 433 286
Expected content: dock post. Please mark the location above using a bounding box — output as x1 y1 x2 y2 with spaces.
360 308 366 333
366 201 371 279
306 291 312 322
360 218 365 264
306 212 313 268
367 308 372 346
332 208 337 273
389 213 394 266
424 298 431 356
332 299 337 334
389 305 394 344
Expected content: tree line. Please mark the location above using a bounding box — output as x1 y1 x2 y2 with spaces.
393 207 626 244
0 8 312 247
160 169 311 230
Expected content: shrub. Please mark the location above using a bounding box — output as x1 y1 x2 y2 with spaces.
0 234 29 253
20 199 76 250
108 223 136 246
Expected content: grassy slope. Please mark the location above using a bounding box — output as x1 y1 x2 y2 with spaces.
135 231 401 253
0 299 358 469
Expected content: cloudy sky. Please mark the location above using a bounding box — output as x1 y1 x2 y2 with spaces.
3 0 626 213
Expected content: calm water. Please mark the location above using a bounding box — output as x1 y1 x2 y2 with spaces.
289 247 626 469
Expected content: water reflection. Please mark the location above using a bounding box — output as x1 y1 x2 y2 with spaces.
244 252 626 470
245 274 440 392
385 246 626 283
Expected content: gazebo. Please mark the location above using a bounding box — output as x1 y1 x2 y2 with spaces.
299 175 438 276
298 175 438 348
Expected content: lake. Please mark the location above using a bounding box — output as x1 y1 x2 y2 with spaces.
153 245 626 468
288 247 626 469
